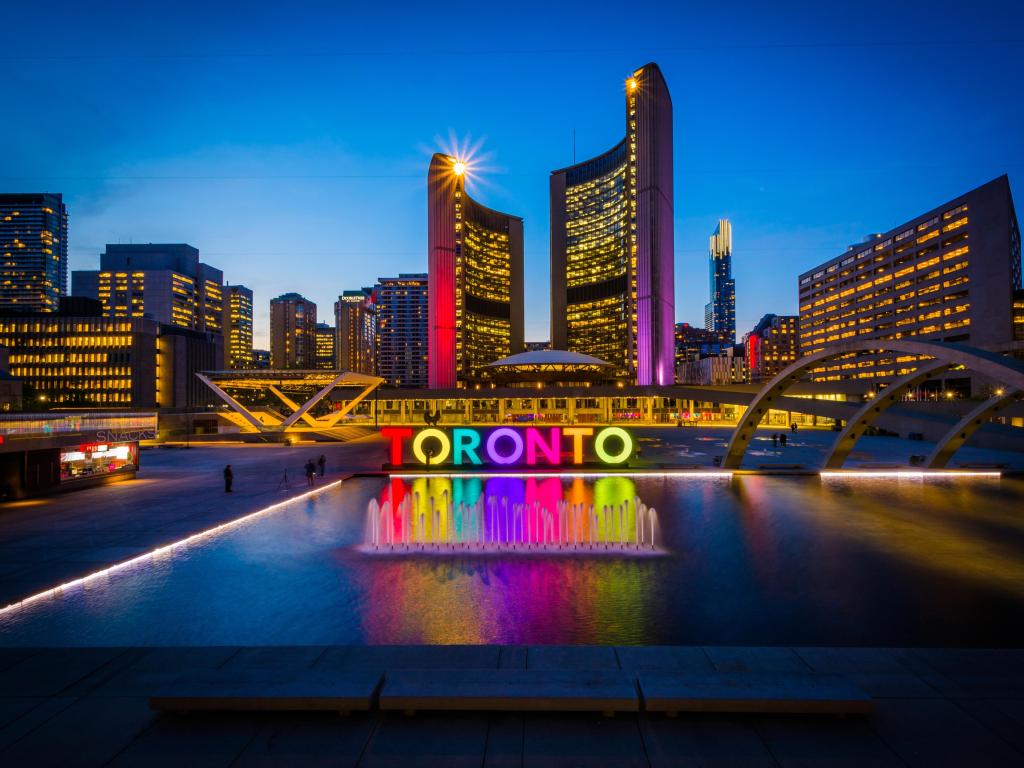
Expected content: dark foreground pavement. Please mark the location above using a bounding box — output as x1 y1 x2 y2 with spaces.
0 644 1022 766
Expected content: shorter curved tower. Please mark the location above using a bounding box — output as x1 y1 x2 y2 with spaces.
428 153 524 388
550 63 675 385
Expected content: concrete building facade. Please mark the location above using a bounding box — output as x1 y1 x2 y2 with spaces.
745 314 799 383
223 284 253 369
269 293 317 370
335 289 376 375
0 298 219 408
315 322 336 369
798 175 1020 394
72 245 225 349
427 153 523 388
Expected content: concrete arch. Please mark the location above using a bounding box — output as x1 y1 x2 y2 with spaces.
722 339 1024 470
925 389 1023 468
823 360 951 469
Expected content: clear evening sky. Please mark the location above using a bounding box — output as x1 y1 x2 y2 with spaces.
3 0 1022 347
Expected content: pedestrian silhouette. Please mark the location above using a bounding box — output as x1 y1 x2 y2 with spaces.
318 454 326 477
772 433 778 448
305 459 316 487
780 432 788 447
223 465 233 493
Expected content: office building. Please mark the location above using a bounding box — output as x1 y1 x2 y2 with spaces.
705 219 736 344
550 63 675 385
253 349 271 369
428 153 524 387
72 244 225 344
335 289 376 375
315 322 336 369
0 347 24 411
222 284 253 369
744 314 799 383
677 346 747 386
1015 289 1024 342
375 273 427 388
798 175 1020 393
674 322 730 372
0 297 220 408
0 193 68 312
269 293 317 369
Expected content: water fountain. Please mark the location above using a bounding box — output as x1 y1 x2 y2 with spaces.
365 485 658 553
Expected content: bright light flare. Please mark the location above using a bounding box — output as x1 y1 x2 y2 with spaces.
430 130 499 193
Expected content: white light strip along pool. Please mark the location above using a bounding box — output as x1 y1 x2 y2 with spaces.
819 470 1001 479
0 479 344 617
388 470 735 480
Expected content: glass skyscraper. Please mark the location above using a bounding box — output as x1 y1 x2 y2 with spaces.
375 274 428 388
704 219 736 344
550 63 675 385
0 193 68 312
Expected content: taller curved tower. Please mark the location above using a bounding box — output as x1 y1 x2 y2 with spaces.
550 63 675 385
428 153 524 388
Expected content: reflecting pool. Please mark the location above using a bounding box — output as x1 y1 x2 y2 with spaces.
2 473 1024 647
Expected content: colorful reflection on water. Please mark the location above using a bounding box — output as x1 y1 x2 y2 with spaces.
3 474 1024 647
366 475 657 552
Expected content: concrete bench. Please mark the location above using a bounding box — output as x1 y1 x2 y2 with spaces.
149 669 383 714
379 668 639 713
639 672 873 715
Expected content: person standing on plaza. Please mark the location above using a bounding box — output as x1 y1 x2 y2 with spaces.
223 464 233 493
305 459 316 487
318 454 326 478
772 433 778 448
780 432 788 448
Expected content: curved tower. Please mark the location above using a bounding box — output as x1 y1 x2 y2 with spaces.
428 153 524 388
550 63 675 385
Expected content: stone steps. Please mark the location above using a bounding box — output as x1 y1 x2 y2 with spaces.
149 666 872 716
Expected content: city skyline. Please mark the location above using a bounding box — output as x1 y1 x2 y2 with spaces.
2 1 1023 348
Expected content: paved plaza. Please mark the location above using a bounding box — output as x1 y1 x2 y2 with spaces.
1 430 1023 765
0 644 1023 766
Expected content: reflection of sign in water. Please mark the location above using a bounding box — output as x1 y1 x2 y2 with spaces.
381 426 634 467
96 429 156 442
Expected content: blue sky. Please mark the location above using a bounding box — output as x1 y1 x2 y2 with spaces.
3 0 1022 346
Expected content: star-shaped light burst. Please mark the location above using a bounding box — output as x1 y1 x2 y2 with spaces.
435 130 496 193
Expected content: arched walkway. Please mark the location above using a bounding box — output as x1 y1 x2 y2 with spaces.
925 389 1023 468
722 340 1024 470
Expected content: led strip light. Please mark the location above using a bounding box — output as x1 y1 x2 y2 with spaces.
0 479 344 617
819 470 1001 479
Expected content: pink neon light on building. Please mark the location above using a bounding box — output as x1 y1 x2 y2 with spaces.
427 153 524 389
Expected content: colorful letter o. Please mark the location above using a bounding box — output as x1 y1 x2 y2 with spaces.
485 428 524 465
412 428 451 465
594 427 633 464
